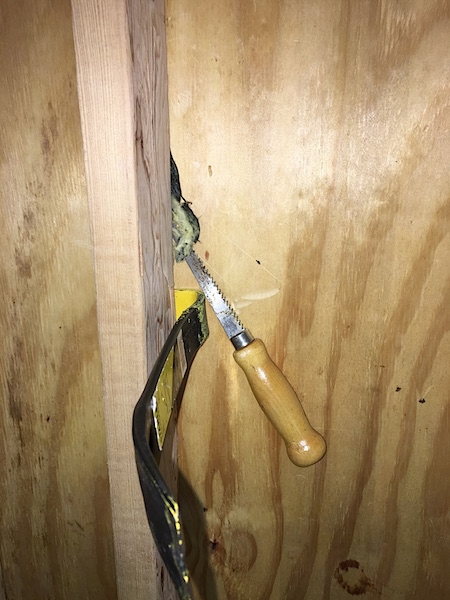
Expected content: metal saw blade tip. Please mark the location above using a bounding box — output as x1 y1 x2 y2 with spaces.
185 251 245 340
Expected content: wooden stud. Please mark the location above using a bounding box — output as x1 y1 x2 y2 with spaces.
72 0 173 599
71 0 175 598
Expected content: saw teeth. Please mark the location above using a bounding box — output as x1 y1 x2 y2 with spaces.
193 253 245 329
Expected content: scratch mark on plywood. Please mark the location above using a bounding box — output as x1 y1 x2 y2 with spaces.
234 288 280 309
240 289 280 301
209 223 283 284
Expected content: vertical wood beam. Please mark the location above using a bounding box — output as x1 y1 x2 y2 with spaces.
71 0 174 598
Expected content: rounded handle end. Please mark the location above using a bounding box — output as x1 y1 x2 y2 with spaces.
286 431 327 467
234 338 327 467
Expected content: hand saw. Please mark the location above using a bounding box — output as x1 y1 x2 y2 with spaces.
185 251 326 467
170 152 326 467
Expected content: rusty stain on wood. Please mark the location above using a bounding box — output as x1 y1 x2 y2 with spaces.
334 559 378 596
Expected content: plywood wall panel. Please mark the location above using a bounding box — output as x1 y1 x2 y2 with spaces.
0 0 116 597
167 1 450 598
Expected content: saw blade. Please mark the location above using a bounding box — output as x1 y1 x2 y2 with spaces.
185 251 245 341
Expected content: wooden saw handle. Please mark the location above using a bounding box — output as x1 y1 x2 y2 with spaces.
233 338 326 467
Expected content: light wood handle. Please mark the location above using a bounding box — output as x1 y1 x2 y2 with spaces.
233 338 326 467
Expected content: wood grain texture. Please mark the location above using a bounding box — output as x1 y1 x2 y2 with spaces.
167 1 450 598
0 0 116 598
127 0 174 373
71 0 175 598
